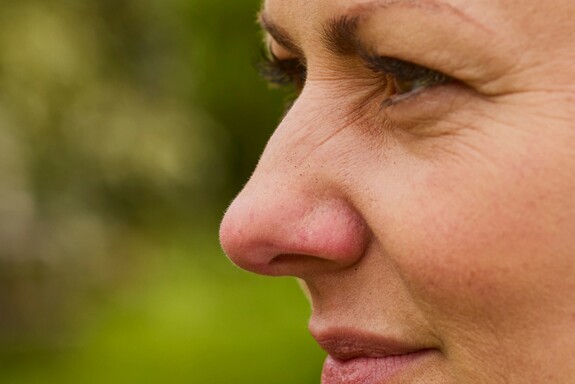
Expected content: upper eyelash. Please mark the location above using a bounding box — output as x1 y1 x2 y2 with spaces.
363 55 453 85
256 51 307 88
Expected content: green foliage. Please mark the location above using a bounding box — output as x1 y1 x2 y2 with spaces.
0 0 323 382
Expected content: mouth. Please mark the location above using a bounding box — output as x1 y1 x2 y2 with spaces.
311 328 438 384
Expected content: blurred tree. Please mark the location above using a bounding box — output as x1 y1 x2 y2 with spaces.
0 0 324 383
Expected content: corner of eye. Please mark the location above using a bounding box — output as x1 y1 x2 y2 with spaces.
469 76 515 98
454 59 518 96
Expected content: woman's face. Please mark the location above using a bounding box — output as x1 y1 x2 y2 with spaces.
220 0 575 382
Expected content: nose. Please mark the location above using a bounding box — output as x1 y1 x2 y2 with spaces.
219 99 370 277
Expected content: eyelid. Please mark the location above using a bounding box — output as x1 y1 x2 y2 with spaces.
267 36 303 62
361 53 452 82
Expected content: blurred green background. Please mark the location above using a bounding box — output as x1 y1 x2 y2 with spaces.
0 0 325 382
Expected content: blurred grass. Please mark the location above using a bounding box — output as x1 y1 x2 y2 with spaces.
0 226 325 383
0 0 325 382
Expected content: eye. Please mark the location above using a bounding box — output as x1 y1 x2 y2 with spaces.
257 50 307 92
365 56 454 105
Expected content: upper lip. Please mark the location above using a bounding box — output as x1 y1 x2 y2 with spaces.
310 327 431 361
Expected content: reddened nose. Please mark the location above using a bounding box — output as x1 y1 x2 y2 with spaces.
219 182 369 277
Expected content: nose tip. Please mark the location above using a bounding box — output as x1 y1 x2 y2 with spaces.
219 186 369 277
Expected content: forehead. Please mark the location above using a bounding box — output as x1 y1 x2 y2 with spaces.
262 0 575 52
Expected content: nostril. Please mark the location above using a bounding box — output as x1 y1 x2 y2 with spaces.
269 254 346 276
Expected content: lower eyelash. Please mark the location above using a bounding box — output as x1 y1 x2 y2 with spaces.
381 86 426 108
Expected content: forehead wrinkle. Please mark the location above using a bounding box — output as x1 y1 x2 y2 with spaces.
347 0 492 34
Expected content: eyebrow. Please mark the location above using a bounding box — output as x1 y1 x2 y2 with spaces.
259 0 485 58
322 15 361 57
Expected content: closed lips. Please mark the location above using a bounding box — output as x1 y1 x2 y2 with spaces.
312 329 439 384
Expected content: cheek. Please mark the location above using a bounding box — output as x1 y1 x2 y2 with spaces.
380 134 575 348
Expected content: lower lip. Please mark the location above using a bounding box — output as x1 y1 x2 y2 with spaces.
321 350 433 384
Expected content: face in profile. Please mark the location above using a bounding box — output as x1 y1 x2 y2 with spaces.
220 0 575 382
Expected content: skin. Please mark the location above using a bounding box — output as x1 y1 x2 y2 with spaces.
219 0 575 382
